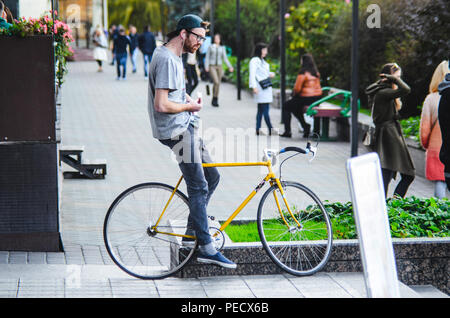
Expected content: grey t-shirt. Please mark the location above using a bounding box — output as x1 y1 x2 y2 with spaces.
148 45 192 140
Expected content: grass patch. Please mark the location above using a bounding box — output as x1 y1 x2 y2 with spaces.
223 222 261 243
222 197 449 242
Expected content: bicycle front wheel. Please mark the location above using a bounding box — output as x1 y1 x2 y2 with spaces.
257 181 332 276
103 182 196 279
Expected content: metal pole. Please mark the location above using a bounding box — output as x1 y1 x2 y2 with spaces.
236 0 241 100
210 0 214 38
280 0 286 120
51 0 55 25
351 0 359 157
103 0 108 32
160 0 166 41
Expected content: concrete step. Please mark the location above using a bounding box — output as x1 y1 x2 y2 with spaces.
409 285 449 298
0 264 430 298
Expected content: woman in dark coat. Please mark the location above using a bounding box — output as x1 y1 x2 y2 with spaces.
365 63 415 197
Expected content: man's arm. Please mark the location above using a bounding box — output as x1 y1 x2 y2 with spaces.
154 89 201 113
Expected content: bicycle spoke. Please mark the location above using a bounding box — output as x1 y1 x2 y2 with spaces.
258 181 332 276
104 183 196 279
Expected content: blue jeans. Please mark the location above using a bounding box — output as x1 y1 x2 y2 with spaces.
116 53 127 78
130 49 138 72
143 53 153 76
159 124 220 245
256 103 273 131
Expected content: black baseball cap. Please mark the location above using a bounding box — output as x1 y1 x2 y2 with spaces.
167 14 209 39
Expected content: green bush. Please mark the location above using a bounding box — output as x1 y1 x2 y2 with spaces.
225 55 296 90
400 116 421 147
223 197 449 242
326 196 449 239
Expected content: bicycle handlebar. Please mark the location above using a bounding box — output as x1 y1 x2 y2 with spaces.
280 142 312 155
279 146 308 155
263 143 317 164
278 142 317 162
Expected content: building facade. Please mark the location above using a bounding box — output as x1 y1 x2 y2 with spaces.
3 0 108 46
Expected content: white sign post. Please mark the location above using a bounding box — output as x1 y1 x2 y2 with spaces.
346 152 400 298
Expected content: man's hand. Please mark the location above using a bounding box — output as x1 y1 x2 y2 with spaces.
187 95 202 112
155 89 201 113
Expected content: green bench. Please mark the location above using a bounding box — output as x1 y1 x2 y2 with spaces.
305 87 360 141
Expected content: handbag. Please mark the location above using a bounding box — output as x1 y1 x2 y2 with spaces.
363 95 376 148
259 77 273 89
362 126 376 148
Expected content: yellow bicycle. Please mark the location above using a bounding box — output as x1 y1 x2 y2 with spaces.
103 142 333 279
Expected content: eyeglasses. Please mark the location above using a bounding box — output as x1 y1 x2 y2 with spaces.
187 30 206 43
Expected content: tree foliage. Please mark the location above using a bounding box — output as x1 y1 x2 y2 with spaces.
324 0 449 116
214 0 279 58
108 0 162 33
165 0 206 31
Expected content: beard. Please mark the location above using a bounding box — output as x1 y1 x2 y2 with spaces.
183 38 200 54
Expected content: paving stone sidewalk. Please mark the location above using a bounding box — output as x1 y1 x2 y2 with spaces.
0 54 446 299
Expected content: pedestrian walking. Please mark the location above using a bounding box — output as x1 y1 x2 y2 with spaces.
108 24 118 65
183 51 199 95
280 53 322 138
147 14 236 269
138 25 157 78
113 26 131 80
198 35 211 81
419 60 449 198
92 26 108 72
438 62 450 190
205 34 234 107
129 25 139 73
365 63 415 198
249 42 276 136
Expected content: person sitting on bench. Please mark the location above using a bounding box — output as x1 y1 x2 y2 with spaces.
280 53 322 138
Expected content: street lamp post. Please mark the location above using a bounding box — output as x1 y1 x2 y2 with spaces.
351 0 359 157
210 0 214 38
236 0 241 100
280 0 286 121
160 0 166 41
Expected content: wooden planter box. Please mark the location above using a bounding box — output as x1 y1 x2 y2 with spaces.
0 36 56 142
0 35 62 251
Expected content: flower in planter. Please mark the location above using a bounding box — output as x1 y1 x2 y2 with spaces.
0 11 74 88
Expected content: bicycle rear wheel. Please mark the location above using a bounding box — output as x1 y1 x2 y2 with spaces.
257 181 332 276
103 182 196 279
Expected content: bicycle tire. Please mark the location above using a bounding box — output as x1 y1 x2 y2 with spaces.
257 181 333 276
103 182 196 279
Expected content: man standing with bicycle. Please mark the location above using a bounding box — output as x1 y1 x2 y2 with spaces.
147 14 236 269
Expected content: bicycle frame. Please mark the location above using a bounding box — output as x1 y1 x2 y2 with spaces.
151 158 302 240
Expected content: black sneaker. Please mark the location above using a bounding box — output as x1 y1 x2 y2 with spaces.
280 131 292 138
197 252 237 269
